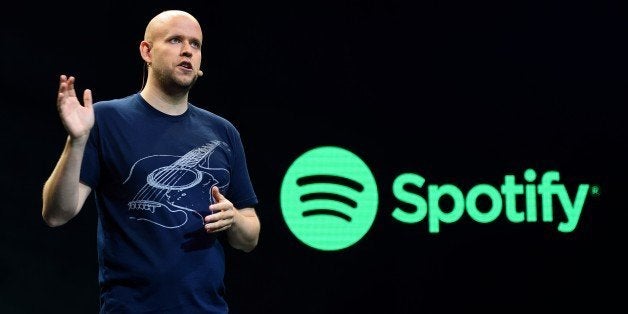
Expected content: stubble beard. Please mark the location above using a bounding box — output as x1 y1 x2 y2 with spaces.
155 67 196 95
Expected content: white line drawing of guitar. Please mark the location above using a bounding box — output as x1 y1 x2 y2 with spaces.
123 140 230 229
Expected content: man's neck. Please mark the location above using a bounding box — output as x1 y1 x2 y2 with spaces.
140 85 189 116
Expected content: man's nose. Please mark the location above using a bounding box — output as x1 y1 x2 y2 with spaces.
181 42 194 56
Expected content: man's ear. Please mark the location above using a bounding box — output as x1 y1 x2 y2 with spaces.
139 41 152 63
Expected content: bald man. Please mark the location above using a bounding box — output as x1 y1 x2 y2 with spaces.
43 10 260 313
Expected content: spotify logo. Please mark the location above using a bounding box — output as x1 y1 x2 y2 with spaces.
280 146 378 251
281 146 595 251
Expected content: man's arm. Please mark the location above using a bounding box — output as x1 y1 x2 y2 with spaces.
42 75 94 227
204 186 261 252
42 136 92 227
226 207 260 252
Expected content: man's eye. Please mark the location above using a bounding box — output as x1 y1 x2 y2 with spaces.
191 42 201 49
169 38 182 44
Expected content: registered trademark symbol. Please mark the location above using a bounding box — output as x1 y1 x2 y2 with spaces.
591 185 600 197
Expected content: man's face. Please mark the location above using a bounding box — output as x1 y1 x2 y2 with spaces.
150 15 203 91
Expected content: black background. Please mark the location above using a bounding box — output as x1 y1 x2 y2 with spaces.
1 1 623 313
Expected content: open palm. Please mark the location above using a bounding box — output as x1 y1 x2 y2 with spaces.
56 75 94 139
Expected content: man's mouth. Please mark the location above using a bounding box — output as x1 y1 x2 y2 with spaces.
178 62 193 73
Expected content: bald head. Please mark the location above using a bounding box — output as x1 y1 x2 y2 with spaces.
139 9 204 100
144 10 201 42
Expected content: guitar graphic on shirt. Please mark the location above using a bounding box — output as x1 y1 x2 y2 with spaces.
124 141 230 229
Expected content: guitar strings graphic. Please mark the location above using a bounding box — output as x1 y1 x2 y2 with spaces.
127 141 229 228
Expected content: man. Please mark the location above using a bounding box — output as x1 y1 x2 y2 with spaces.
42 10 260 313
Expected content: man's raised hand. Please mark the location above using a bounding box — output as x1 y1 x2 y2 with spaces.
57 75 94 139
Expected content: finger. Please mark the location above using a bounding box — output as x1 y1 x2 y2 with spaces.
67 76 77 97
211 186 224 202
205 221 231 233
212 225 231 233
207 207 234 222
57 90 66 106
58 75 67 93
58 76 68 101
209 186 223 212
206 225 223 233
83 89 93 109
204 210 221 223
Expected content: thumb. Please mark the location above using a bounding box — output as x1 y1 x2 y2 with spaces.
211 186 224 202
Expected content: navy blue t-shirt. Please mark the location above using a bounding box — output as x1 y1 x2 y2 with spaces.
80 93 258 313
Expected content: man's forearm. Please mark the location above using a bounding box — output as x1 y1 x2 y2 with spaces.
42 135 88 227
227 208 260 252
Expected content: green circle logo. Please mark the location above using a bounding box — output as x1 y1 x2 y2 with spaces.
280 146 378 251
